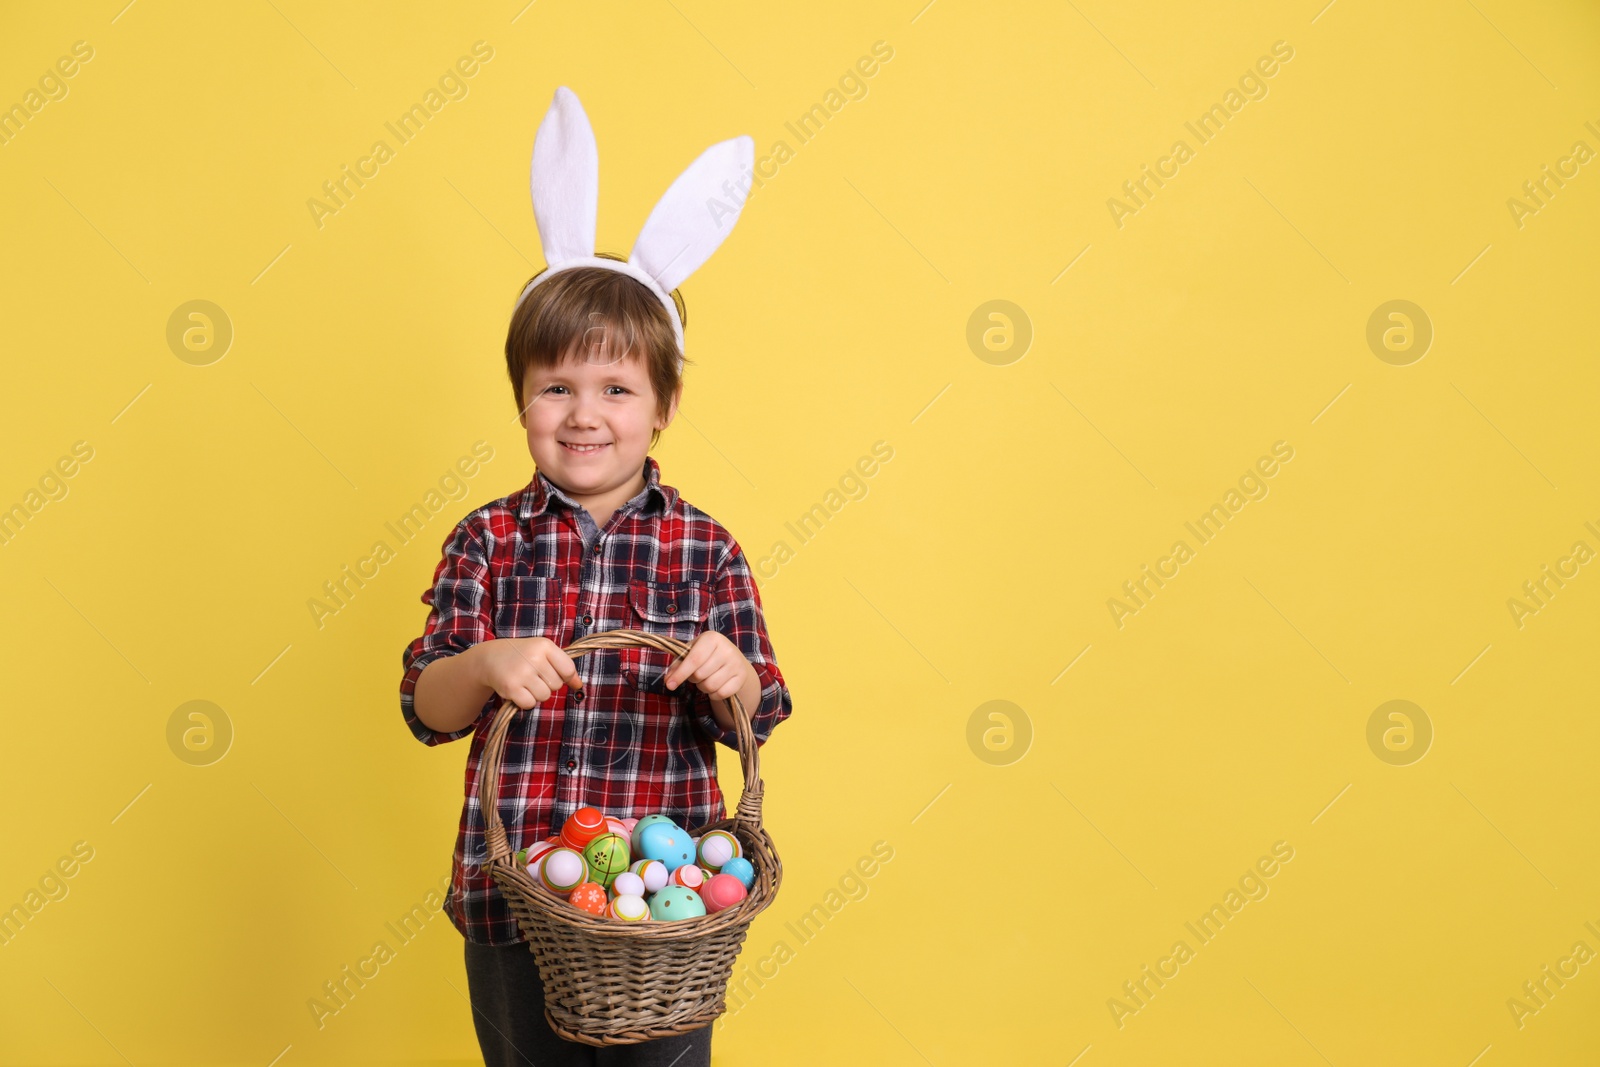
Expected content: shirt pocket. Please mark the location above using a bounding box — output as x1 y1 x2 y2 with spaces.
620 579 710 692
492 573 564 640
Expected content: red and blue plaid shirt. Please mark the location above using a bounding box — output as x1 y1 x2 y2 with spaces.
399 456 793 945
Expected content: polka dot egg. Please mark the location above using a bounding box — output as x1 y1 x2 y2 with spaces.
648 885 707 921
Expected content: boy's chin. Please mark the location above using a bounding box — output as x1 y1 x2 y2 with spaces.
536 452 647 489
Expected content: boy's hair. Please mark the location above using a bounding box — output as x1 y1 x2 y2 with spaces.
505 252 689 447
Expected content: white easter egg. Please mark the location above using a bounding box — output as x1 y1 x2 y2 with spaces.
630 858 669 893
539 848 586 895
608 894 650 921
697 830 739 871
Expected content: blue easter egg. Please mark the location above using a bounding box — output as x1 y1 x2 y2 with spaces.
637 823 695 872
630 814 678 853
720 856 755 889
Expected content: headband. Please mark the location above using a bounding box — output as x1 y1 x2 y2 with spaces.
515 86 756 372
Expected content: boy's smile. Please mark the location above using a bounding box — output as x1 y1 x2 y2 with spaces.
519 348 677 527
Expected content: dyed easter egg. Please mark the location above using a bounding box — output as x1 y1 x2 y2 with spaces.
538 847 587 896
699 872 748 913
621 817 638 833
582 833 631 889
521 839 558 875
719 857 755 889
629 814 679 851
605 816 629 839
560 807 608 850
629 859 669 894
697 830 741 872
611 871 645 899
638 823 695 872
568 881 608 916
607 893 650 921
648 885 707 921
669 863 705 890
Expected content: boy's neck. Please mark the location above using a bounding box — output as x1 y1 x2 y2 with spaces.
548 467 648 531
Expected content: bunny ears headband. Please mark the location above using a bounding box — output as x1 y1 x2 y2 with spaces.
515 86 756 372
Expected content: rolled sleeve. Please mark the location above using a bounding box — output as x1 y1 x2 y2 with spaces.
399 518 497 746
690 541 794 750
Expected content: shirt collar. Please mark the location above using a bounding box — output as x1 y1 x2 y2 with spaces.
520 455 677 523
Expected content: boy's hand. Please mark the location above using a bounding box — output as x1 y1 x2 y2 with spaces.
471 637 581 709
663 630 756 702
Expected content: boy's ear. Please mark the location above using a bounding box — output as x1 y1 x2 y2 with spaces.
658 382 683 430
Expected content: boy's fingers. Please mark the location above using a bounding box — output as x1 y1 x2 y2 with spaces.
553 648 582 689
675 653 736 693
532 659 564 693
664 646 704 689
691 665 734 698
711 666 743 698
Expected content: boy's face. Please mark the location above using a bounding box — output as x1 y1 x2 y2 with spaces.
518 347 678 503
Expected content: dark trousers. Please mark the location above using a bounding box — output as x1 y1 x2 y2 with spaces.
463 938 714 1067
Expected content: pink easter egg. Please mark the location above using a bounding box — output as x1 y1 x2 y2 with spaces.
669 863 705 891
611 871 645 899
699 872 748 914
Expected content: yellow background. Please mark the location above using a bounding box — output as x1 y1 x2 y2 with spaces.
3 1 1599 1064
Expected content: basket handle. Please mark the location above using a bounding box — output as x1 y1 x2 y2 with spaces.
478 628 766 868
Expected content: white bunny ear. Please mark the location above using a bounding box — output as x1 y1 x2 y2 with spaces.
530 86 598 264
629 135 755 293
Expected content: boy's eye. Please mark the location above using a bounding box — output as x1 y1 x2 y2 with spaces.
537 385 631 397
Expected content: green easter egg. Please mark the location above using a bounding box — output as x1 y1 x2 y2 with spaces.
582 833 631 889
648 885 706 921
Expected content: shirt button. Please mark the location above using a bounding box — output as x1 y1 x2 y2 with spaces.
582 614 593 625
572 689 584 703
592 543 602 555
666 602 678 614
565 758 576 770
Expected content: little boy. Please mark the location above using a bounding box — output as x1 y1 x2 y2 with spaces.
399 259 793 1067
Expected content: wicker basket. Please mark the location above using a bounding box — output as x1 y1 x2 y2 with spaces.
477 628 783 1046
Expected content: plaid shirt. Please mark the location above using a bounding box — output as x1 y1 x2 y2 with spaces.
399 456 792 945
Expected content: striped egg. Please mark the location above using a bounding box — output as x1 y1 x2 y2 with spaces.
611 871 645 899
629 859 669 894
522 839 558 875
560 807 608 851
669 863 705 891
607 894 650 921
697 830 741 872
538 847 587 897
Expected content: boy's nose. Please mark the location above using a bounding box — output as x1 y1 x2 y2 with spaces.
566 398 602 426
